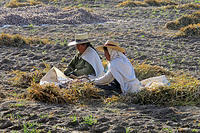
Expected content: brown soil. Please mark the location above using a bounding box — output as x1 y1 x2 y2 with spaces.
0 0 200 132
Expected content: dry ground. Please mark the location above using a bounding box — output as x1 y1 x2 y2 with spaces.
0 0 200 132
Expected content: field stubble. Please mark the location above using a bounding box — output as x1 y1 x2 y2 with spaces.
0 0 200 132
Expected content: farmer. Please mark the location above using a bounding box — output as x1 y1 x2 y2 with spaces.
64 33 104 79
92 40 142 94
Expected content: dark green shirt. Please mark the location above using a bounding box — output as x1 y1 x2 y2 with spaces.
64 53 95 77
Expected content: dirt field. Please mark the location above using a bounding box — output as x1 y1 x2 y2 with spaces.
0 0 200 132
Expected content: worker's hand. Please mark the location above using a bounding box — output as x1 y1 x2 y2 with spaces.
79 78 89 82
73 79 80 82
69 74 77 79
72 78 88 82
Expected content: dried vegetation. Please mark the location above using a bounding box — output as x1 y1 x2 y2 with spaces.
117 0 148 7
6 0 41 8
6 0 57 8
166 11 200 30
122 74 200 105
10 61 200 106
163 3 200 10
0 33 49 47
177 23 200 37
144 0 176 6
28 82 102 104
106 62 200 105
117 0 177 7
10 64 102 104
9 63 51 88
133 61 173 81
166 11 200 37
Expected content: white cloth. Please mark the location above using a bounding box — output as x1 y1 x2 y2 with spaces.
40 67 73 86
81 47 104 79
141 75 170 88
94 48 141 94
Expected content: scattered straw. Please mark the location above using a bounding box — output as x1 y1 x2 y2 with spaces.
144 0 177 6
108 73 200 106
10 61 200 106
117 0 148 7
117 0 177 7
28 83 67 103
6 0 58 8
176 23 200 37
9 63 51 88
166 11 200 30
28 82 102 104
0 33 50 47
6 0 41 8
135 74 200 105
132 61 173 81
104 95 119 104
163 3 200 10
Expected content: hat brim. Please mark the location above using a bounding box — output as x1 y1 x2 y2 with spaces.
96 45 125 53
68 41 90 46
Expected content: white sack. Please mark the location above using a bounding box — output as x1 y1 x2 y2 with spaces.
141 75 170 89
40 67 72 86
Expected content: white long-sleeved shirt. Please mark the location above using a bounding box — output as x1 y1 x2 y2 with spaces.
93 70 114 85
93 48 142 94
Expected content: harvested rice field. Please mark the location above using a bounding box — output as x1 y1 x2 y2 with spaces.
0 0 200 132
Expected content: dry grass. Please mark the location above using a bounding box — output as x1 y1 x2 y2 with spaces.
166 11 200 30
107 73 200 106
6 0 41 8
10 61 200 106
105 62 200 106
10 64 102 104
123 74 200 105
28 82 102 104
62 6 76 11
117 0 177 7
0 33 50 47
163 3 200 10
117 0 148 7
9 63 51 88
28 83 68 103
104 95 119 104
176 23 200 37
37 0 58 3
144 0 177 6
6 0 58 8
132 61 173 81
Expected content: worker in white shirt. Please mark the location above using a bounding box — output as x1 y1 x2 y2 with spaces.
93 40 142 95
